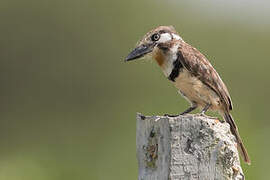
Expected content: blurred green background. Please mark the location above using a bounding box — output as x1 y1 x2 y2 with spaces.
0 0 269 179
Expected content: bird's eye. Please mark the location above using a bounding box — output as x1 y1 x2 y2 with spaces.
151 33 160 41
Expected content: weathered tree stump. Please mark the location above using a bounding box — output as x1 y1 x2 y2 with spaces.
136 113 244 180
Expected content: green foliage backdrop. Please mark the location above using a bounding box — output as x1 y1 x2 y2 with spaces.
0 0 269 179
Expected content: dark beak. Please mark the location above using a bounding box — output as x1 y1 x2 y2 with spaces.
125 43 154 62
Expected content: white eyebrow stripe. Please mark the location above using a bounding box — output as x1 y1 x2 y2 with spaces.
172 34 182 40
158 33 172 43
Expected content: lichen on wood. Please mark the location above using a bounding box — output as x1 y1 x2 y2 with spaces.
136 113 244 180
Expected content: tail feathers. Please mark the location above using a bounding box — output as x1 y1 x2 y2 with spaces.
223 112 251 165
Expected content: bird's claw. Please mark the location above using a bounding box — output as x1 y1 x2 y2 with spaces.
196 113 219 120
164 113 179 117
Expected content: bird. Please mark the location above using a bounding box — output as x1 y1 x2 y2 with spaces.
125 26 250 164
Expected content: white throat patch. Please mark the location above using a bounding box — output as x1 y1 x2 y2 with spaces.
162 43 180 77
158 33 172 43
172 34 182 40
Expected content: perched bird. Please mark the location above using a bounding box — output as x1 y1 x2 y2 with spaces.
125 26 250 164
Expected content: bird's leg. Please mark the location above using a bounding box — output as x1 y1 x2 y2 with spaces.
164 104 197 117
197 104 218 120
200 103 211 115
180 104 198 115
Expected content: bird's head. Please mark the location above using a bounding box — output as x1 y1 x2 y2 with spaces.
125 26 182 62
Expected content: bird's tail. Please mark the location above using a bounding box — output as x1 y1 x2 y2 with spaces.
223 112 251 164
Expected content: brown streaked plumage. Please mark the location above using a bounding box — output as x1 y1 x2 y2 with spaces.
177 42 233 111
125 26 250 164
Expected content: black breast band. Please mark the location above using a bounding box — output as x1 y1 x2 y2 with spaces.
168 53 183 82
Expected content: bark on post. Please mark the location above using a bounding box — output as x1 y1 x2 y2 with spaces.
136 113 244 180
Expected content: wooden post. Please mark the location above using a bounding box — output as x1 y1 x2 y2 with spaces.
136 113 244 180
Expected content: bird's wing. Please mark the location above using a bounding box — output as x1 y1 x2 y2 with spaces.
178 43 233 110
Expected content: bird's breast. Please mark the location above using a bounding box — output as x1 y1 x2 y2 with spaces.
174 69 221 109
174 69 202 94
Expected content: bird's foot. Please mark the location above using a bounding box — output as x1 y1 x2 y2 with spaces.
195 113 219 120
164 112 193 117
180 112 190 115
164 113 179 117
